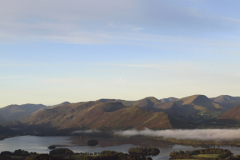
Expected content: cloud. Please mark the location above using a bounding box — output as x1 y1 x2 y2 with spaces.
0 62 62 68
0 0 239 44
114 128 240 140
0 76 27 80
95 62 198 71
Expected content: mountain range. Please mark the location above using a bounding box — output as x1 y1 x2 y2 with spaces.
23 101 185 130
211 95 240 110
1 94 240 130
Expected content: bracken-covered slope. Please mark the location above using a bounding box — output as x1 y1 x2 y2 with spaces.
118 97 185 117
23 101 185 130
174 95 225 115
218 104 240 121
94 97 185 118
0 104 46 121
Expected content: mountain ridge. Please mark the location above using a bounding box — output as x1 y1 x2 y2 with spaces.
23 101 185 130
0 104 47 121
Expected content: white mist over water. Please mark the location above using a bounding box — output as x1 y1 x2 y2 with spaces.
72 129 101 134
114 128 240 140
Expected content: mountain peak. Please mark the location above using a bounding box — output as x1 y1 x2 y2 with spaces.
176 94 209 105
61 101 70 105
211 95 240 103
160 97 178 103
142 97 161 103
174 94 223 114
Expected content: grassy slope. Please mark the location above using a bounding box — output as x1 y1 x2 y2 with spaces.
23 101 183 130
193 154 219 158
119 97 185 117
174 95 225 115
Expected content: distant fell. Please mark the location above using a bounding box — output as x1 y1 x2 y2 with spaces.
211 95 240 103
160 97 178 103
119 97 185 117
96 102 126 112
97 99 119 103
0 104 46 121
48 101 71 109
23 101 185 130
174 95 225 115
130 97 161 109
211 95 240 110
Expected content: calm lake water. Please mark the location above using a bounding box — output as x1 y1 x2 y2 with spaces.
0 136 240 160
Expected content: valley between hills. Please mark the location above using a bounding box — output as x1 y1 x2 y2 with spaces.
0 94 240 138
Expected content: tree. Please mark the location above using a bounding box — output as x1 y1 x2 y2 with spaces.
87 139 98 146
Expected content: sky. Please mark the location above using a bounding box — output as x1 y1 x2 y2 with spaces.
1 0 240 107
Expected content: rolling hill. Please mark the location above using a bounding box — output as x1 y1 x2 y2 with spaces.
211 95 240 110
218 104 240 121
119 97 185 118
0 104 47 121
94 97 185 118
173 95 226 119
23 101 185 130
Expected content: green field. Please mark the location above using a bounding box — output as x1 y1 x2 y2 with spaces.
172 154 220 159
192 154 219 158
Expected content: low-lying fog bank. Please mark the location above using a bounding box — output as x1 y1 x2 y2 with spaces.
114 128 240 140
72 129 101 134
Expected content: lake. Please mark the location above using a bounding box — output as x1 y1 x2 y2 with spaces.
0 135 240 160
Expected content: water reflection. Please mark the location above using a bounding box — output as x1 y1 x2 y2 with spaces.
0 136 239 160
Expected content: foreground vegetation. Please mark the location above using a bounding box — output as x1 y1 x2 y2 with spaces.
169 148 240 160
151 136 240 147
2 147 240 160
128 147 160 156
0 148 155 160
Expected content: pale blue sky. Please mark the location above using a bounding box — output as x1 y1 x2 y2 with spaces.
1 0 240 107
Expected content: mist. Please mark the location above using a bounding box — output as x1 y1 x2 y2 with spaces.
114 128 240 140
72 129 101 134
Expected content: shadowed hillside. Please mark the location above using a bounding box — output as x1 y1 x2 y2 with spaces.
94 97 185 118
119 97 185 118
218 104 240 121
211 95 240 110
23 101 185 130
0 104 46 121
174 95 225 115
0 114 5 121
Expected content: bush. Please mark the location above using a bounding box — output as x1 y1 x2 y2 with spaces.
49 148 74 156
26 154 64 160
14 149 30 156
1 151 12 156
48 145 56 150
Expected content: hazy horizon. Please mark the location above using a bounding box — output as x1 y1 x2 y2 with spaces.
1 0 240 107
